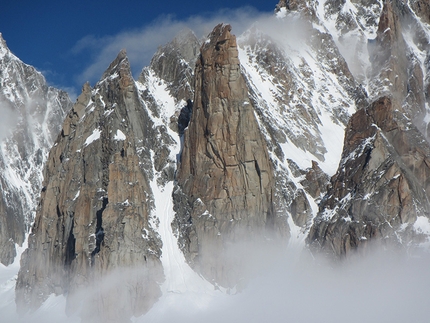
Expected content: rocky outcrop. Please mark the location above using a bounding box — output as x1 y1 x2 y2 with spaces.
174 24 286 288
300 161 330 200
410 0 430 24
140 28 199 104
368 1 410 102
138 29 199 136
366 1 430 132
0 33 71 265
308 97 430 258
16 50 164 321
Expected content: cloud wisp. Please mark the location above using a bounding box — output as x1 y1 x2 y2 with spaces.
71 7 273 86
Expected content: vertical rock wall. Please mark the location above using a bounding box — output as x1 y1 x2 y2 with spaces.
16 50 164 321
175 24 286 288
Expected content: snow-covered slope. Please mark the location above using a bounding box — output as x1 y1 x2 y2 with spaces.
0 33 71 265
235 7 368 240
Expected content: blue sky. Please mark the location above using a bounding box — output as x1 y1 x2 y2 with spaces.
0 1 276 98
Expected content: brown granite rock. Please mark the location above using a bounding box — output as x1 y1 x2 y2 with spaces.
174 24 286 288
308 97 430 258
16 50 164 320
410 0 430 24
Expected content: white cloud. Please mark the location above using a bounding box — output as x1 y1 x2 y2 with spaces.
71 7 274 86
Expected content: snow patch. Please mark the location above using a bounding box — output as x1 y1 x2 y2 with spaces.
414 216 430 236
84 128 101 147
113 129 126 141
73 190 80 201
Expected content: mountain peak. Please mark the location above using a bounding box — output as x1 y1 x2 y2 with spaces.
117 48 127 59
175 23 284 287
172 27 197 44
98 48 133 89
147 28 199 73
0 33 9 58
202 23 232 49
275 0 290 11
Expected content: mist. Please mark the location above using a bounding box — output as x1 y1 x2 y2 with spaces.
2 232 430 322
0 99 19 141
141 246 430 323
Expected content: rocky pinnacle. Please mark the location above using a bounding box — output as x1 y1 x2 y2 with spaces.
175 24 282 288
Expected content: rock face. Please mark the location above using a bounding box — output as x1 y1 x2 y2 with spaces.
0 33 71 265
16 50 164 321
308 97 430 257
141 28 199 103
368 1 410 105
138 29 200 138
174 24 285 288
306 0 430 257
239 1 369 239
410 0 430 24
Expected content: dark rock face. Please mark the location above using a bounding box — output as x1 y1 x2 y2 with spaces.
300 161 330 200
308 97 430 257
16 50 164 321
0 34 71 265
174 24 286 288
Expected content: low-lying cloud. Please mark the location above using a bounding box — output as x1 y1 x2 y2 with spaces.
3 243 430 322
141 246 430 323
